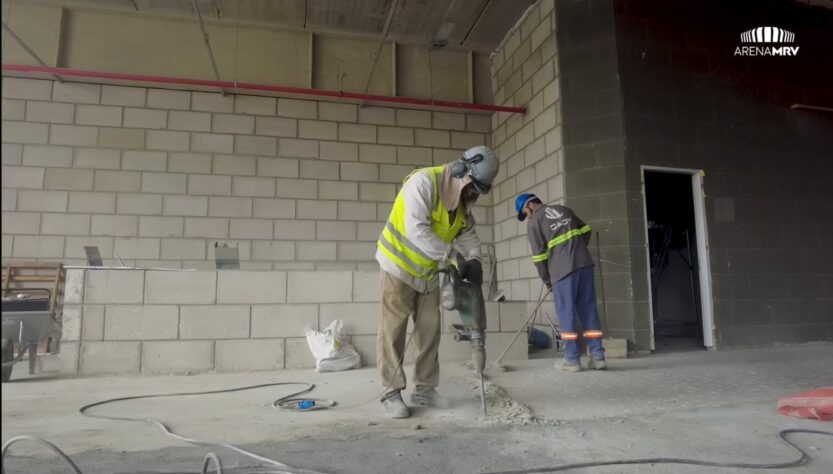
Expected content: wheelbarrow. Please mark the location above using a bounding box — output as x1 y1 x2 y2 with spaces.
1 289 55 383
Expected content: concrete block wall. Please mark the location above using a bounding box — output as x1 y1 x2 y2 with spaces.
1 79 493 270
47 269 528 376
489 0 564 303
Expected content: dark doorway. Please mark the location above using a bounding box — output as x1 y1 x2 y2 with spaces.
644 171 704 352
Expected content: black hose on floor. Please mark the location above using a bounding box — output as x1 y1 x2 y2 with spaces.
485 428 833 474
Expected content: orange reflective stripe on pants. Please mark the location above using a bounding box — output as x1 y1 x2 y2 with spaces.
583 330 603 339
561 332 578 340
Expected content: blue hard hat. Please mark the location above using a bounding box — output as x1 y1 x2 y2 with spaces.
515 193 537 222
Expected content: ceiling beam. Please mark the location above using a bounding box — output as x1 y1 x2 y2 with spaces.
460 0 491 47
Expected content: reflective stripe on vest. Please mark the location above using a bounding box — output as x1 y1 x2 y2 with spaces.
377 166 467 281
532 225 592 263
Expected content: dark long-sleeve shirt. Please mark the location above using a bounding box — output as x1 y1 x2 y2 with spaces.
526 204 594 284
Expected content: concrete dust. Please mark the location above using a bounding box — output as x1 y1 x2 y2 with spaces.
457 361 547 426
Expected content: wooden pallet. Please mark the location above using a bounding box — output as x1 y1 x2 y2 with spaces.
2 262 65 354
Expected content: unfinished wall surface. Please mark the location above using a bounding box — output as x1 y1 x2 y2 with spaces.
490 0 564 304
1 78 493 270
45 269 528 376
614 0 833 347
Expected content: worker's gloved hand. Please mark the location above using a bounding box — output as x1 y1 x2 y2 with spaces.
456 256 483 284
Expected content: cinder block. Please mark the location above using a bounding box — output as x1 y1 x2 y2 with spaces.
433 112 466 131
235 96 276 115
124 108 167 129
188 174 232 196
486 332 529 362
319 102 357 122
104 305 178 340
139 216 183 237
357 222 383 241
1 190 17 211
184 217 229 238
2 77 52 100
98 128 145 149
299 160 338 180
192 92 233 112
274 219 314 240
76 105 122 126
467 115 492 133
1 235 12 257
213 114 254 134
144 270 216 304
338 242 375 261
80 342 141 375
164 195 208 216
74 148 120 169
63 269 86 305
276 178 317 199
598 337 628 359
141 172 186 194
2 166 44 189
338 123 376 143
180 305 250 339
191 133 233 154
166 152 211 174
85 269 144 304
415 129 451 148
114 237 160 259
251 241 295 261
93 170 140 192
319 181 358 200
60 305 82 341
2 99 25 120
287 271 351 303
285 337 315 369
50 125 98 146
255 116 297 137
213 154 256 176
216 339 286 372
217 271 287 304
159 238 205 260
208 196 252 217
297 242 337 260
397 109 431 128
257 157 299 178
499 302 530 332
101 85 146 106
81 305 105 341
251 304 317 338
231 176 276 197
236 135 277 156
69 191 115 213
357 143 397 164
44 168 93 191
252 198 295 218
295 200 335 220
121 150 166 171
21 144 73 168
451 131 486 149
3 211 40 234
278 138 318 158
146 130 189 152
53 82 100 104
17 189 67 212
377 202 393 221
352 271 380 302
41 213 90 235
25 101 74 123
484 302 501 333
299 120 337 140
358 106 395 125
229 218 273 239
359 183 395 202
397 147 432 166
147 89 190 110
320 303 377 334
2 121 49 144
168 111 211 132
142 341 214 375
338 201 376 221
2 144 23 165
379 164 415 183
378 126 414 146
316 221 357 241
278 98 316 119
341 162 378 182
65 236 113 259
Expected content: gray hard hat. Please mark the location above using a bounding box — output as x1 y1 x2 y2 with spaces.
462 145 499 194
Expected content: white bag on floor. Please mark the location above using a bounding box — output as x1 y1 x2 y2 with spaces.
304 320 361 372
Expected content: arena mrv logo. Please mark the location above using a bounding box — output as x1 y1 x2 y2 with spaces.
734 26 799 56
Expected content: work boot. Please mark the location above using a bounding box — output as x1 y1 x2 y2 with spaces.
589 358 607 370
558 359 582 372
410 388 451 408
381 392 410 419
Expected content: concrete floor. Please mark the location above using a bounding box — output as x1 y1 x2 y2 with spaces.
2 344 832 473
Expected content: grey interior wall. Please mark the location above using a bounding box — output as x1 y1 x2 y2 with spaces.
615 0 833 347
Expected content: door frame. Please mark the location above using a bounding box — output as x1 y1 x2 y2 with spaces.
640 166 715 349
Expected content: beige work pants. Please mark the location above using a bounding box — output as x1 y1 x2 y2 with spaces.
377 271 441 399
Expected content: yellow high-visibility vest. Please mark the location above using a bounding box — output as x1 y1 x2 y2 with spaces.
377 166 466 281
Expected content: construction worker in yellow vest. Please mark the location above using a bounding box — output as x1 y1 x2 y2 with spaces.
375 145 499 418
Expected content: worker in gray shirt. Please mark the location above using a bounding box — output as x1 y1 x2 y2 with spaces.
515 193 606 371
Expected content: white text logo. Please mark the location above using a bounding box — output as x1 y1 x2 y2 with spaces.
735 26 798 56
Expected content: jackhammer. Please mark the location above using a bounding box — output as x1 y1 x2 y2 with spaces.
439 255 488 416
